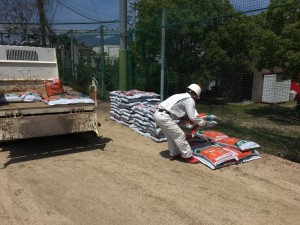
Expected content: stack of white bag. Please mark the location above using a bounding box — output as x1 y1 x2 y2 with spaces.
177 113 261 169
131 103 167 142
109 90 167 142
0 90 43 103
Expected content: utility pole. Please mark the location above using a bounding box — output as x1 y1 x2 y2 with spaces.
100 25 105 99
0 32 3 45
37 0 47 46
70 30 75 85
131 0 138 41
119 0 127 90
160 9 166 101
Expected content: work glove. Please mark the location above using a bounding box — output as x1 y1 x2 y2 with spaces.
191 120 218 136
197 120 207 128
197 120 217 128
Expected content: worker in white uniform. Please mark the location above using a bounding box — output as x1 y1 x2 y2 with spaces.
154 84 208 164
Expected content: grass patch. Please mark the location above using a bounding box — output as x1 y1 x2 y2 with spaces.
196 101 300 163
217 122 300 163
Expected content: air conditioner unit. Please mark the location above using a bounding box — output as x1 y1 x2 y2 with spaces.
262 74 291 103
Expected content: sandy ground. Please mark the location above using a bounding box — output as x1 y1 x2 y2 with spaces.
0 101 299 225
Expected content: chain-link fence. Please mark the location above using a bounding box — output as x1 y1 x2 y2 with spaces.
129 0 300 162
53 29 120 100
0 26 120 100
1 0 299 162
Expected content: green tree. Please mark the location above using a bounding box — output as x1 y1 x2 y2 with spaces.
251 0 300 77
76 45 100 94
133 0 254 100
133 0 299 100
52 34 72 85
131 0 164 93
0 0 54 45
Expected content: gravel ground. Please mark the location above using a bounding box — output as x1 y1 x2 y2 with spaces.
0 101 299 225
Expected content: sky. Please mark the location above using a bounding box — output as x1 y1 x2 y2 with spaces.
50 0 270 33
51 0 120 32
231 0 270 14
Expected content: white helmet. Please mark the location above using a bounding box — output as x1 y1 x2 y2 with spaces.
187 84 201 99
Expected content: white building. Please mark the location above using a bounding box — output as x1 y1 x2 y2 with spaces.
93 45 119 63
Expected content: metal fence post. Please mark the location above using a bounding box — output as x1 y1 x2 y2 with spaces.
119 0 128 91
100 25 105 99
160 8 166 101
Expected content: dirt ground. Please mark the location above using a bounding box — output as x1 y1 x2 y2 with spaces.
0 101 299 225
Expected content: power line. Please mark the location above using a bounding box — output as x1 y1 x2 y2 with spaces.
55 0 99 22
67 0 97 14
90 0 100 21
51 2 59 22
0 20 119 25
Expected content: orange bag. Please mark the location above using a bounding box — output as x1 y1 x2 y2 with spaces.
197 146 235 166
222 146 253 160
44 79 64 97
193 130 229 141
216 137 260 151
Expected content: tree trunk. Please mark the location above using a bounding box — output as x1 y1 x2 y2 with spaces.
37 0 47 46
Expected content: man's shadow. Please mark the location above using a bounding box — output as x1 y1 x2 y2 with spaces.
159 150 170 159
159 150 192 163
0 132 112 168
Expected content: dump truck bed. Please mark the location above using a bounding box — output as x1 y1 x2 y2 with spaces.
0 45 99 142
0 101 95 118
0 101 99 142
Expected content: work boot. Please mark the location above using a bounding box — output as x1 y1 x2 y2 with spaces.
169 154 181 161
185 156 199 164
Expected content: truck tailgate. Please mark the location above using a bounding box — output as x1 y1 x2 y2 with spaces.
0 102 94 117
0 112 98 141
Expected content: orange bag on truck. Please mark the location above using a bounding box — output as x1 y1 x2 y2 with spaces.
44 79 64 97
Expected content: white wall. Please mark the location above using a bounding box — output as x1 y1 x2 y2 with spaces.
93 45 120 62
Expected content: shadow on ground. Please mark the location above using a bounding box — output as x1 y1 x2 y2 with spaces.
159 150 170 160
245 105 300 125
0 132 112 168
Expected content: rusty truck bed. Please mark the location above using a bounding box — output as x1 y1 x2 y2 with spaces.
0 101 95 118
0 46 99 141
0 101 99 142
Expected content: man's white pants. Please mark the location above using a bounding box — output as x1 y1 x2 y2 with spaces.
154 111 193 158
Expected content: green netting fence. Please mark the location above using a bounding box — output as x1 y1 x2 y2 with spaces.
128 0 300 162
1 0 299 162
